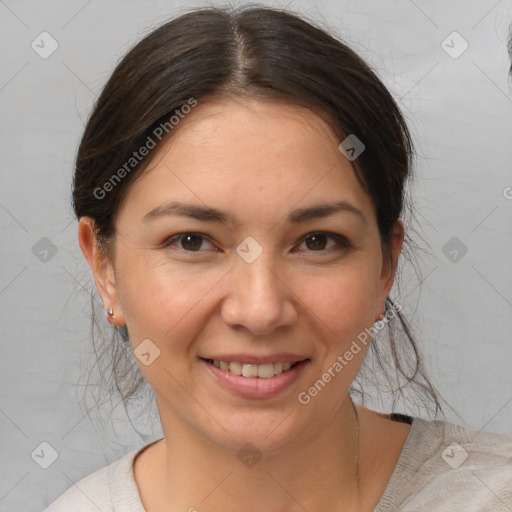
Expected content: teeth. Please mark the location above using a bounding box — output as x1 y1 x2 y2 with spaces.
257 363 274 379
242 364 259 378
209 359 300 378
229 362 242 376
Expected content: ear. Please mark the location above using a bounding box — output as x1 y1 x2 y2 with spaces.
78 217 125 326
376 219 404 319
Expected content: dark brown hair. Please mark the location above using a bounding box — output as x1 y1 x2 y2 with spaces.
74 4 450 430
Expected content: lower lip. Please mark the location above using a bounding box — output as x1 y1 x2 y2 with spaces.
200 358 310 399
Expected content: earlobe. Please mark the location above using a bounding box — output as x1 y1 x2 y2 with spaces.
78 217 125 326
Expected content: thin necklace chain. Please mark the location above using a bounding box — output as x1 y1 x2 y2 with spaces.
350 398 362 505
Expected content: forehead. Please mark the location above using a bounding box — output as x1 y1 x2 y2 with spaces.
156 98 342 164
117 99 376 226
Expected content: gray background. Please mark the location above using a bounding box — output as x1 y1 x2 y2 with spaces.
1 0 511 510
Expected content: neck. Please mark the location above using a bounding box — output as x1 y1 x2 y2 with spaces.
140 395 363 512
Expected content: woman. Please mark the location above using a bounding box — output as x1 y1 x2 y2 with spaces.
45 6 512 511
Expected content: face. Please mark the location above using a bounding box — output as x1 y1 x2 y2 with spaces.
81 98 403 453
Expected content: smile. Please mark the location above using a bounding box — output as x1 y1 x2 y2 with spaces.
201 357 310 399
205 359 300 379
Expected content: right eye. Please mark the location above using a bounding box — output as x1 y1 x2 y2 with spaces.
161 232 218 252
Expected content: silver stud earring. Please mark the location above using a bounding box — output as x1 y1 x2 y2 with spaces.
107 307 115 319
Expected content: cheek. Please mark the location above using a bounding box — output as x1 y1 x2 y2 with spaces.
294 267 379 339
116 257 223 344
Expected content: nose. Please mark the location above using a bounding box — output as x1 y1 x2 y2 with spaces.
220 253 298 336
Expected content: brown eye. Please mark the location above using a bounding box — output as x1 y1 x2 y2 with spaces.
304 233 329 250
297 232 350 252
180 234 203 251
162 233 216 252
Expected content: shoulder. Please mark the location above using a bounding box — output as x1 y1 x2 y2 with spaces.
413 416 512 474
43 445 146 512
43 463 112 512
383 416 512 511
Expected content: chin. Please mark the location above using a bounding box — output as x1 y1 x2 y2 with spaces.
205 409 318 456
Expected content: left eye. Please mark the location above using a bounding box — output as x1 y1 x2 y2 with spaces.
162 233 216 252
296 232 349 252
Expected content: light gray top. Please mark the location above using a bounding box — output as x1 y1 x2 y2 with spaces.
44 416 512 511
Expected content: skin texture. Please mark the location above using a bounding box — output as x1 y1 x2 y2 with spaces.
79 99 410 511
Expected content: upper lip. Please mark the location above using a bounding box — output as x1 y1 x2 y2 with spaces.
201 353 310 365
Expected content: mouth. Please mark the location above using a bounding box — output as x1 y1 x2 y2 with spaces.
200 357 311 399
201 358 308 379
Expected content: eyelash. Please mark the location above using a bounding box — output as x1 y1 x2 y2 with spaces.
161 231 351 254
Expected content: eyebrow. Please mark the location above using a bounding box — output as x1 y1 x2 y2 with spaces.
142 200 366 225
